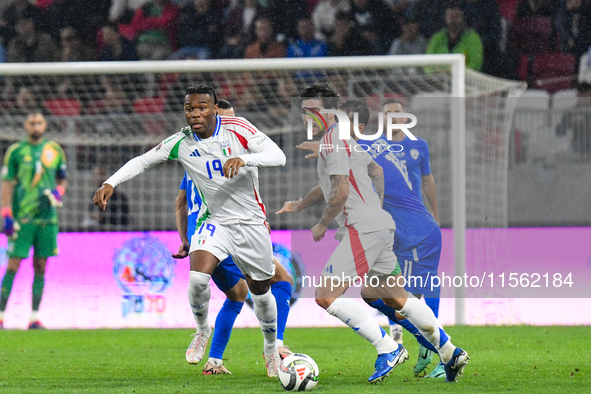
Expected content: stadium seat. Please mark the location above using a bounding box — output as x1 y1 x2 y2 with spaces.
496 0 521 22
531 53 577 93
509 17 554 56
42 98 82 116
133 96 166 114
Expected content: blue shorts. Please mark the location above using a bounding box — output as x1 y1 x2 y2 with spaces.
211 256 246 292
395 227 441 297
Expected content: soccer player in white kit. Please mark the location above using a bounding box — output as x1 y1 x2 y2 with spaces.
93 85 286 376
277 84 469 383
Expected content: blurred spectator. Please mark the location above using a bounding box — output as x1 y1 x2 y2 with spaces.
109 0 151 23
267 0 306 41
123 0 179 60
554 0 591 57
556 82 591 160
287 19 328 58
43 0 87 42
174 0 221 59
388 15 427 55
14 86 40 114
312 0 351 40
219 0 260 59
349 0 401 54
426 6 483 71
461 0 506 76
7 12 58 62
328 12 374 56
83 166 130 230
410 0 449 38
99 22 139 61
60 27 95 62
0 0 41 45
515 0 560 17
244 17 286 58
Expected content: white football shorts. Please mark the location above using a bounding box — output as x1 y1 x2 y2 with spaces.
322 227 399 279
190 218 275 281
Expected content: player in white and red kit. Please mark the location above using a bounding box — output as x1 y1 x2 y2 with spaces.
277 84 469 383
93 85 286 376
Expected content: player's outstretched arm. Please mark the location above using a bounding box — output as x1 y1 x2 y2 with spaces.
295 141 320 159
422 174 439 224
276 185 324 214
367 160 384 207
313 175 349 242
173 189 190 259
93 183 113 211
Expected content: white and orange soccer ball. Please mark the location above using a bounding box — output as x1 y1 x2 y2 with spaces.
278 353 319 392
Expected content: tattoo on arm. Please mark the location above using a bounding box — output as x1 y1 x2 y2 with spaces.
320 175 349 225
367 161 384 207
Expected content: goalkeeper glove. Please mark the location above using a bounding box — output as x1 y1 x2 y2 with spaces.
44 185 65 208
1 207 20 238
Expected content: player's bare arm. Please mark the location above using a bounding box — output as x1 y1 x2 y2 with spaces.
313 175 349 242
276 185 323 214
223 157 246 179
173 189 190 259
295 140 320 159
93 183 114 211
421 174 439 224
367 161 384 207
1 180 16 209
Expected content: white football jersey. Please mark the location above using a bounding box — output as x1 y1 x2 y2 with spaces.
106 115 286 225
317 124 395 236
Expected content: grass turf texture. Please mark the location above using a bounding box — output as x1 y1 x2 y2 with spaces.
1 326 589 393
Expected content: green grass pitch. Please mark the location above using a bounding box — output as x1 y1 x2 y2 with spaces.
1 326 589 393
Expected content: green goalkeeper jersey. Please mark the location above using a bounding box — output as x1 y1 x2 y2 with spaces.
2 138 67 224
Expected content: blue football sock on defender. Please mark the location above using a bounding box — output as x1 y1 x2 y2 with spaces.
425 297 440 318
271 281 292 341
367 299 437 353
209 299 244 359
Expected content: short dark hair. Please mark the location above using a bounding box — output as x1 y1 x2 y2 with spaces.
383 98 405 110
339 99 370 125
217 99 232 109
26 109 45 118
300 84 339 109
102 21 119 31
186 84 218 104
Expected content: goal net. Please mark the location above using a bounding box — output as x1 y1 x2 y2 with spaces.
0 57 525 233
0 57 526 321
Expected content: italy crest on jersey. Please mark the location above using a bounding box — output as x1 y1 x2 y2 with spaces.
220 140 232 156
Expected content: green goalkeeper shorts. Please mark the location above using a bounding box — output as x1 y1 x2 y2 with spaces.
7 222 58 259
391 261 402 276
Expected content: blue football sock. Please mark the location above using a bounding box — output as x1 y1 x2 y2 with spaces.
271 281 292 341
425 297 440 318
367 299 437 353
209 299 243 359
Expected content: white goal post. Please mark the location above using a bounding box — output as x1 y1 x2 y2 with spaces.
0 55 526 325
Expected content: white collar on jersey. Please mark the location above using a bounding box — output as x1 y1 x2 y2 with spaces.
192 115 221 142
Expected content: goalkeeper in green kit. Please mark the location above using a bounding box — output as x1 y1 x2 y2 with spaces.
0 111 67 330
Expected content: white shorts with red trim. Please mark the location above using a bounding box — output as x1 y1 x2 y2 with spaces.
321 227 398 278
190 217 275 281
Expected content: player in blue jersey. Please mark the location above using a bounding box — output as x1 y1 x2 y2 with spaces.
342 99 443 377
173 100 293 375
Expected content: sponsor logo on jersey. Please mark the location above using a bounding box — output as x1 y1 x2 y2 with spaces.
410 149 419 160
220 140 232 156
190 149 200 157
155 142 163 151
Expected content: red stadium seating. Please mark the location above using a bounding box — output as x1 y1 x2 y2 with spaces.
133 96 166 114
531 53 577 93
497 0 521 22
42 98 81 116
509 17 554 56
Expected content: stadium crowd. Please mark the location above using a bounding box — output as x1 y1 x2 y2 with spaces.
0 0 588 83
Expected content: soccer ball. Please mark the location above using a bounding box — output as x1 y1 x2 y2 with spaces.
278 353 319 392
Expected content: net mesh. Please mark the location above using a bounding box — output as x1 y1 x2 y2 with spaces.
0 60 525 232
